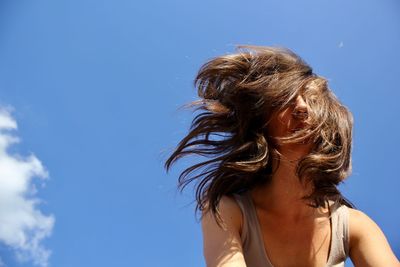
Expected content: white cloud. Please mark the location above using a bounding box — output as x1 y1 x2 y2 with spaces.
0 109 54 267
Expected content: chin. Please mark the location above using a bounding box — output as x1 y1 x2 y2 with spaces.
277 143 312 161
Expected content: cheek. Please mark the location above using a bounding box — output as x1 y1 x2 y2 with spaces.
268 112 292 138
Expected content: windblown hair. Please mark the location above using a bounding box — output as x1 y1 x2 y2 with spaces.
165 46 353 224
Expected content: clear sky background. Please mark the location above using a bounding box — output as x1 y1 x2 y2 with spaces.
0 0 399 266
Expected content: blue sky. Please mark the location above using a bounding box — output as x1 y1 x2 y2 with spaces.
0 0 399 266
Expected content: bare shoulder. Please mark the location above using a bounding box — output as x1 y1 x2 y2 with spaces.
348 208 400 266
348 208 374 235
201 195 246 267
348 208 392 243
202 195 243 234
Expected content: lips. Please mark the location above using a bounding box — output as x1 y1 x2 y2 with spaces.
290 122 306 133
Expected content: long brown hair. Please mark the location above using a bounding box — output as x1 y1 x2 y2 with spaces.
165 46 353 223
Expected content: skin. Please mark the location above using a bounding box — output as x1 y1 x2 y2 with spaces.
202 95 400 267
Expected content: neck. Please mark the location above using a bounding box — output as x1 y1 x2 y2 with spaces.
251 152 316 220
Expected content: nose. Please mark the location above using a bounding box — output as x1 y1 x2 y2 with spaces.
291 95 309 131
292 95 308 118
296 95 308 110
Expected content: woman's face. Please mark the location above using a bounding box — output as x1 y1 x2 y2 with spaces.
267 95 312 159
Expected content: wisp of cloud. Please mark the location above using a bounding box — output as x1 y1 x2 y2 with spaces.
0 109 54 267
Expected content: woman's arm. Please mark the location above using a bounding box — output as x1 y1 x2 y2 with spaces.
349 208 400 267
201 196 247 267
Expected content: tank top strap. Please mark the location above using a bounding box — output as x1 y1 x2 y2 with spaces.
326 202 350 266
232 192 250 247
233 191 274 267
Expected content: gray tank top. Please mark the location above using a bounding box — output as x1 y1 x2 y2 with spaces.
233 191 350 267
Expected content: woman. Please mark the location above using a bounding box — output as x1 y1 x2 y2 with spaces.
165 46 399 266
